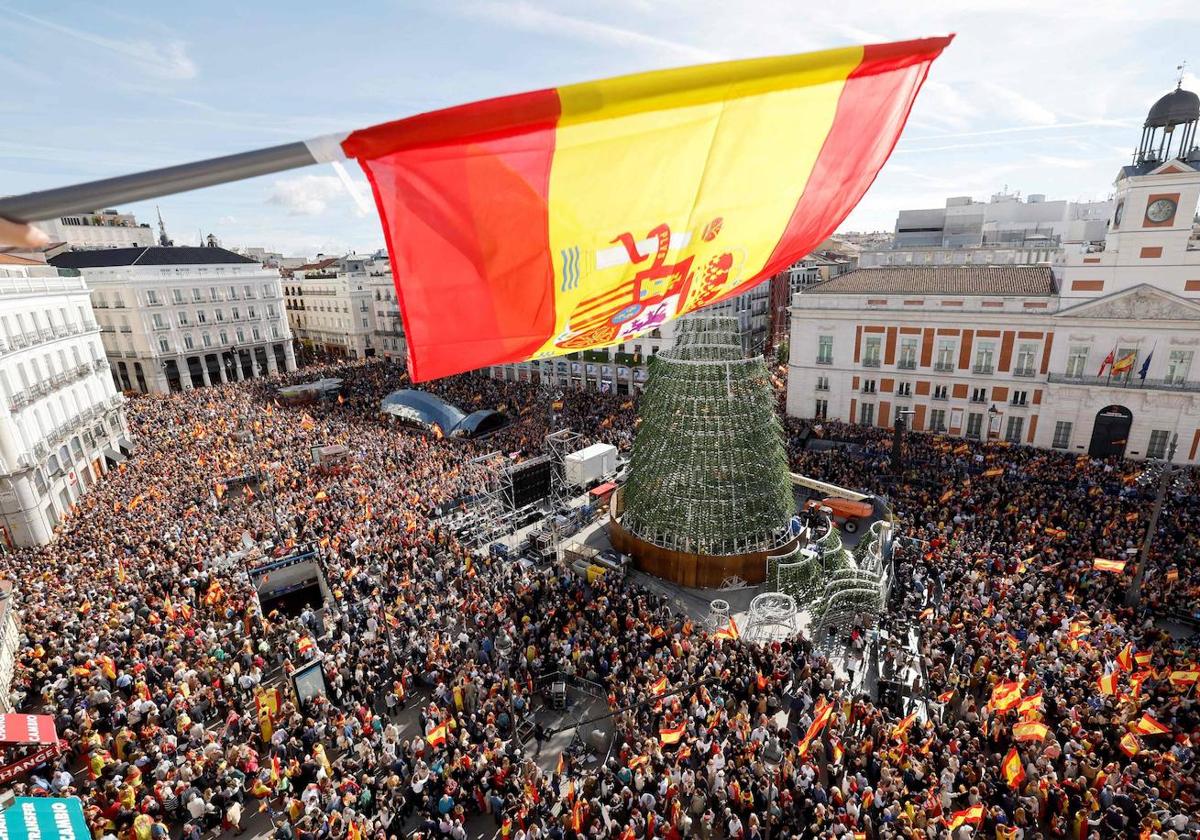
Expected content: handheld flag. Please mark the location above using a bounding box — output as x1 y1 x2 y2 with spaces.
339 38 951 380
1002 747 1025 789
1168 669 1199 690
1093 557 1127 574
891 710 918 740
714 616 740 642
1133 713 1170 736
989 681 1022 712
949 805 984 832
1116 643 1133 672
425 721 449 748
1097 673 1118 696
1118 732 1140 757
1012 721 1049 742
659 722 685 745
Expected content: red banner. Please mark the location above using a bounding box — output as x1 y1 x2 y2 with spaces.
0 714 59 747
0 741 66 784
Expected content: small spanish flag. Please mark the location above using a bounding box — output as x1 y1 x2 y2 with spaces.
981 467 1004 478
948 805 984 832
989 681 1022 712
1093 557 1127 574
1116 643 1134 672
1098 672 1119 696
297 636 316 655
1016 692 1043 717
1165 568 1180 583
1002 746 1025 789
555 753 565 775
1012 721 1049 742
891 710 918 740
426 721 449 748
936 689 954 704
1168 669 1199 690
1134 650 1153 666
650 675 669 696
713 616 740 642
1118 731 1140 757
1133 713 1170 736
659 722 685 745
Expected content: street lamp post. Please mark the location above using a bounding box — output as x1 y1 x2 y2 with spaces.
892 408 916 472
1125 433 1179 608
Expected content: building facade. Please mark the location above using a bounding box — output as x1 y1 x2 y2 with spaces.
0 257 130 546
283 254 379 362
857 190 1114 269
368 258 406 363
48 246 295 394
34 209 156 250
786 84 1200 463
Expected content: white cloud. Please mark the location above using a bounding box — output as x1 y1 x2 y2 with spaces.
267 175 346 216
461 1 722 62
979 81 1057 125
5 8 197 80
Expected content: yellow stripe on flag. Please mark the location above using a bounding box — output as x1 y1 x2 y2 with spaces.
540 49 861 358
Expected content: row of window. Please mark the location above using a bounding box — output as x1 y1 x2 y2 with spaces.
149 304 276 329
96 282 276 309
816 335 1196 384
1 304 92 342
815 404 1176 459
155 324 282 354
826 375 1033 408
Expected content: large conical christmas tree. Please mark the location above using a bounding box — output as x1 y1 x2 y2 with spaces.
622 314 795 556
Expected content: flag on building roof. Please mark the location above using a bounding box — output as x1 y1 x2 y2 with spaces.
339 38 952 380
1111 351 1137 375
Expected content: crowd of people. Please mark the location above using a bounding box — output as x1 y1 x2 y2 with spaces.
0 357 1196 840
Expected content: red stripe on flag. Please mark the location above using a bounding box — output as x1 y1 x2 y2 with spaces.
344 89 562 381
757 36 951 282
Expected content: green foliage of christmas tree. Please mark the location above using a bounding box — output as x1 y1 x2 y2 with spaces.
622 314 796 556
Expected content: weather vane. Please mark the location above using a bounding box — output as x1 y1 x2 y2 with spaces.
1177 60 1188 89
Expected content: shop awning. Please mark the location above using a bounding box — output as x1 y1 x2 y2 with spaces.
103 447 127 464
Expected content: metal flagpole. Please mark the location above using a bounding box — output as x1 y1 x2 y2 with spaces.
0 133 348 224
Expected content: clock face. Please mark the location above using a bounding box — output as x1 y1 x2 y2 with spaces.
1145 198 1177 224
1113 200 1124 227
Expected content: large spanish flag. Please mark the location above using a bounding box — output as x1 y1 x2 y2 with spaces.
342 37 952 380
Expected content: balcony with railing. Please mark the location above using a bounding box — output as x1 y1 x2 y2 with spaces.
861 357 881 368
934 361 955 372
1012 366 1036 377
931 391 949 401
1046 372 1200 393
896 358 917 370
815 356 833 366
973 364 994 375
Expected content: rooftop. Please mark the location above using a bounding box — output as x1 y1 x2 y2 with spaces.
805 265 1056 297
48 246 257 269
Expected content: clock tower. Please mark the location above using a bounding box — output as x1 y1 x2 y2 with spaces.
1059 82 1200 302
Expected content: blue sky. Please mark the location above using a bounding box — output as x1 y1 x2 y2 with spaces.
4 0 1197 256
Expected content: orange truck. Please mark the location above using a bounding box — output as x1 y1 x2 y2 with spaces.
804 496 874 533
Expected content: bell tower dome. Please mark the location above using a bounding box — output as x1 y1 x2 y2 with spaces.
1134 82 1199 170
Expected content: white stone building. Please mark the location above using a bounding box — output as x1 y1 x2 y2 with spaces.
283 254 379 362
367 255 406 362
48 246 295 393
0 256 130 547
857 190 1113 269
34 209 156 251
786 83 1200 463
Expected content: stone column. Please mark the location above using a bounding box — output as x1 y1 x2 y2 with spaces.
179 357 194 390
216 356 229 384
284 343 297 372
266 346 279 375
231 353 243 381
199 360 212 388
151 361 169 394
